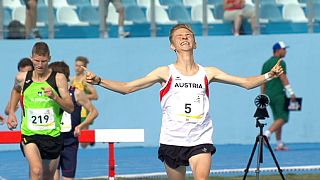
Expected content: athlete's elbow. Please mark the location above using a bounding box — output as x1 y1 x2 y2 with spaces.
69 107 74 113
244 83 257 90
120 91 130 95
121 87 135 95
240 83 254 90
95 94 99 100
95 111 99 118
240 80 258 90
66 104 74 113
92 109 99 119
91 95 98 101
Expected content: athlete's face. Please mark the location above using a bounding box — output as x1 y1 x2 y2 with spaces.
170 28 196 52
31 54 50 74
75 60 85 75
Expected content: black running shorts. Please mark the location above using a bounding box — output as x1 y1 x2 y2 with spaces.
158 143 216 169
21 134 63 159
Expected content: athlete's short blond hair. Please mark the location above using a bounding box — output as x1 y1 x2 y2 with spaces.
169 24 195 44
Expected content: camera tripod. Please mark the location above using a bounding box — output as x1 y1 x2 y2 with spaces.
243 118 285 180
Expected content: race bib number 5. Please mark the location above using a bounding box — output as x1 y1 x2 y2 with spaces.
27 108 55 130
178 94 205 123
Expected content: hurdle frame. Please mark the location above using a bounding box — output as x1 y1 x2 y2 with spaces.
0 129 145 179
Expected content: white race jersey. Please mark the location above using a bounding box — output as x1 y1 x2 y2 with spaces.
159 64 213 146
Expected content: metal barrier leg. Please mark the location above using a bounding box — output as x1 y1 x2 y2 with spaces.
109 142 115 180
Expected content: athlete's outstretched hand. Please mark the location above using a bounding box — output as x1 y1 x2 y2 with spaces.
81 66 101 85
269 59 284 78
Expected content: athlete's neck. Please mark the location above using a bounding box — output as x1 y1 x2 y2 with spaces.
74 74 85 83
33 69 52 82
174 61 198 76
175 52 196 70
76 72 85 76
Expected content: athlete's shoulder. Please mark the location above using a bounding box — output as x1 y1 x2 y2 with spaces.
17 71 27 77
204 66 227 82
148 66 168 75
156 65 170 71
146 66 170 82
55 72 67 81
16 71 28 82
204 66 221 73
155 65 170 75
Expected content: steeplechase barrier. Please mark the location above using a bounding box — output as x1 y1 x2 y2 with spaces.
0 129 144 180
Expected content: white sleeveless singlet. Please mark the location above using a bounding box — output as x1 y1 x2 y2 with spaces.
159 64 213 146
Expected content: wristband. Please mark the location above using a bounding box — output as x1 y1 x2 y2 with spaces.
264 73 272 81
284 84 295 96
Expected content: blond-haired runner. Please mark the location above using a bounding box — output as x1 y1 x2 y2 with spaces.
71 56 98 148
83 24 283 180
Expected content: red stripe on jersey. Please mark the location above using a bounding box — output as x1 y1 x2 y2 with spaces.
205 76 209 97
20 94 25 117
160 76 172 102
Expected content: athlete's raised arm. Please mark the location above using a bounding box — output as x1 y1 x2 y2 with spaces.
206 59 283 89
82 66 169 94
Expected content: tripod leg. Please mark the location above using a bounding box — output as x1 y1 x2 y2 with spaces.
255 135 264 180
243 136 259 180
259 135 263 163
263 135 286 180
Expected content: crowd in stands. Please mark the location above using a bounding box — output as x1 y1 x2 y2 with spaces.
1 0 319 39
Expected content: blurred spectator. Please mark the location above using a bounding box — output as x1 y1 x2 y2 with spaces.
24 0 41 38
104 0 130 38
7 20 25 39
223 0 257 36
